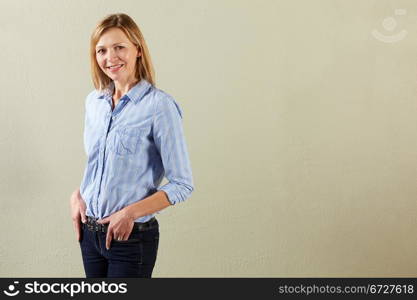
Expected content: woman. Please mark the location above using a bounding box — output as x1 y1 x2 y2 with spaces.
69 13 194 278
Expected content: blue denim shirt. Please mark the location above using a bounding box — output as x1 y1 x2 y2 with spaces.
79 79 194 222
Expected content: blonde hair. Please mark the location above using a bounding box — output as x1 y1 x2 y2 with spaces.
90 13 155 91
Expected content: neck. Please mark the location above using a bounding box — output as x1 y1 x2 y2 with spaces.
113 77 140 99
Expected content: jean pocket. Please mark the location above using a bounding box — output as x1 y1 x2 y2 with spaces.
112 232 141 243
115 127 147 156
138 231 159 266
78 223 85 244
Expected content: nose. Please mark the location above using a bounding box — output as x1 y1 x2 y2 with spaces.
105 48 119 62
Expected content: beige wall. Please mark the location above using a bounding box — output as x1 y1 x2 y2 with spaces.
0 0 416 277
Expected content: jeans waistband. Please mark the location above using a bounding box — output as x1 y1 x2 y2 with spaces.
84 216 158 233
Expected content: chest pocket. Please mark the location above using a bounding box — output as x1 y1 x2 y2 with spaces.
114 126 147 156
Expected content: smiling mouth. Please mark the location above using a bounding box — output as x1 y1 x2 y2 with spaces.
107 64 124 70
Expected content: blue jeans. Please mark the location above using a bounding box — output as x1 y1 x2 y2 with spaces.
78 218 159 278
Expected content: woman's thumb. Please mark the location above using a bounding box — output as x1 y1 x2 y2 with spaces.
79 208 87 223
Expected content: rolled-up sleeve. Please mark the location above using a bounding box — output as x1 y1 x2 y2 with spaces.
153 95 194 205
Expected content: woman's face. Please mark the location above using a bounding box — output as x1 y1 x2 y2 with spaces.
95 27 140 83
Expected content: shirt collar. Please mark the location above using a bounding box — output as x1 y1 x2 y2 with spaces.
97 79 151 104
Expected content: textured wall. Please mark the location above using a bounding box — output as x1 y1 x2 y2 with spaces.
0 0 416 277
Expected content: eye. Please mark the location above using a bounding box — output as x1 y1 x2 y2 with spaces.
97 49 105 54
116 46 124 50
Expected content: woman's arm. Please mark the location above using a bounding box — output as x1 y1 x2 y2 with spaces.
69 188 87 241
124 190 171 220
97 191 170 249
152 95 194 204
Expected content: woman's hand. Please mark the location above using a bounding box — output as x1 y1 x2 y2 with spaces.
97 208 135 250
70 188 87 241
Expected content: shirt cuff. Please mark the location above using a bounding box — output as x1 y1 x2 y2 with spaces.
157 182 193 205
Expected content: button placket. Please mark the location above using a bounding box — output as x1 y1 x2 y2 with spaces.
95 106 113 214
